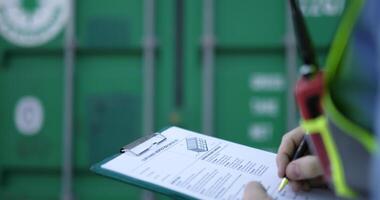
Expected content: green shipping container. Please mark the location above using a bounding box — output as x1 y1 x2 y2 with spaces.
182 0 343 151
0 0 345 199
0 0 175 199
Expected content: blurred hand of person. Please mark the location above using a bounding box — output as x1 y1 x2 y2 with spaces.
243 182 272 200
243 127 326 199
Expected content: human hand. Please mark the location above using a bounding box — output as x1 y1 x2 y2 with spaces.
243 181 272 200
276 127 326 191
243 127 326 200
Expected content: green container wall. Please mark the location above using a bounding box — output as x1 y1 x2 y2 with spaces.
0 0 175 199
182 0 342 151
0 0 344 199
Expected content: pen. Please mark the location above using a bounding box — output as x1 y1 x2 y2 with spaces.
277 136 309 191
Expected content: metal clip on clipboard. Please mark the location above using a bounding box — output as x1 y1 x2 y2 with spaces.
120 133 167 156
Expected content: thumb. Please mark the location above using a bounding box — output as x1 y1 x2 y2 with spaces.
285 155 323 181
243 181 272 200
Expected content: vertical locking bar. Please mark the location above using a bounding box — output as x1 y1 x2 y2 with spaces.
61 0 75 199
285 2 298 131
142 0 156 199
202 0 215 136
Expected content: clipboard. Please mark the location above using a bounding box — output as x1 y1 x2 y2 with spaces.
90 126 336 200
90 127 197 200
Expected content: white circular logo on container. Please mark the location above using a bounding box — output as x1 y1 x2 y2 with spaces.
0 0 69 47
14 96 44 135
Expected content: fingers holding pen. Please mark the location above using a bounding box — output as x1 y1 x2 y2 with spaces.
285 155 323 181
276 127 305 178
276 127 326 193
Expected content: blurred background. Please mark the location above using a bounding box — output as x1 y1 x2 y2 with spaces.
0 0 345 199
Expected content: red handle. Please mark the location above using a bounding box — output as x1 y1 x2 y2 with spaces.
295 72 324 119
294 72 331 180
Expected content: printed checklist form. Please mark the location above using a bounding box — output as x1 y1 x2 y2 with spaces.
91 127 336 200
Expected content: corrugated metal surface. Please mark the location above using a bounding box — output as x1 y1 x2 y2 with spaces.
0 0 344 199
0 0 175 199
182 0 342 151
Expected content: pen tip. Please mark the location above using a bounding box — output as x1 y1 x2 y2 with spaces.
277 178 288 192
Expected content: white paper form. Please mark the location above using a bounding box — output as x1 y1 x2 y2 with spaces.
101 127 337 200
